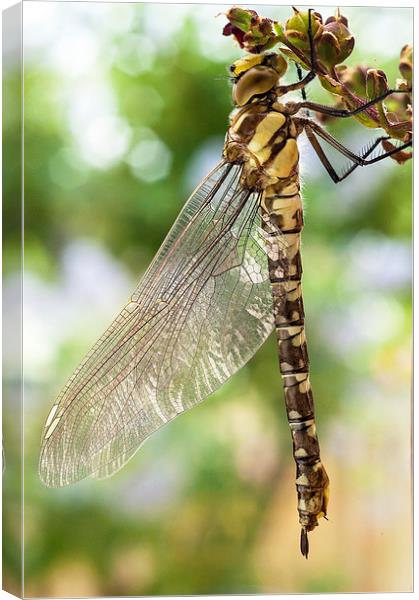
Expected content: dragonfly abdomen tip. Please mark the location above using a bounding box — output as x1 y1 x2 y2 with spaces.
300 527 309 559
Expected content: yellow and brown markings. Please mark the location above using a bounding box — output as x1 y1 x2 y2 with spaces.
229 53 264 78
223 54 329 555
224 102 302 189
262 168 329 553
261 181 329 557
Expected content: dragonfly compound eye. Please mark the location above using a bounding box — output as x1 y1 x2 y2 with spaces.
232 66 280 106
263 53 288 78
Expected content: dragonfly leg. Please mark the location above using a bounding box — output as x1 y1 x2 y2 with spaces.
295 87 410 119
295 63 308 102
276 70 316 94
304 127 396 183
306 8 320 74
302 121 412 182
334 138 411 181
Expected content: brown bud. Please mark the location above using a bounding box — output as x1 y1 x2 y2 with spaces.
281 8 323 52
222 7 279 53
336 65 368 97
279 8 354 73
399 44 412 87
382 139 412 165
366 69 388 100
325 8 349 28
224 7 257 32
316 18 354 70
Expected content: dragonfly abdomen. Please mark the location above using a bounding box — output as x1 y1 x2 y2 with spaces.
262 175 330 558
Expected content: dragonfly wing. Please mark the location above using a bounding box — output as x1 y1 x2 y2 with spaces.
39 162 281 487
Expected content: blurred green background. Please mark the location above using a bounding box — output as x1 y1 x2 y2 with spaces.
3 2 412 595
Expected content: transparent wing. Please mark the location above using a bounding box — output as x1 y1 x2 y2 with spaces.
39 162 287 487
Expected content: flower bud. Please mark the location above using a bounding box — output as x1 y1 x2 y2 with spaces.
366 69 389 100
277 8 354 74
222 7 279 53
335 65 368 97
325 9 348 28
278 8 323 53
399 44 412 87
382 139 412 165
317 13 354 70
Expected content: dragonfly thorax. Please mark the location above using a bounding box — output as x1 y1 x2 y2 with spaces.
224 100 303 190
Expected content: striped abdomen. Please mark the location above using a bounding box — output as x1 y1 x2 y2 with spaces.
225 100 329 555
261 168 329 557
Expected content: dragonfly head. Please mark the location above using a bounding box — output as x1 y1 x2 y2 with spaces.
230 53 288 107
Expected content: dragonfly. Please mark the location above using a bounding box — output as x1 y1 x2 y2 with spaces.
39 8 412 557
